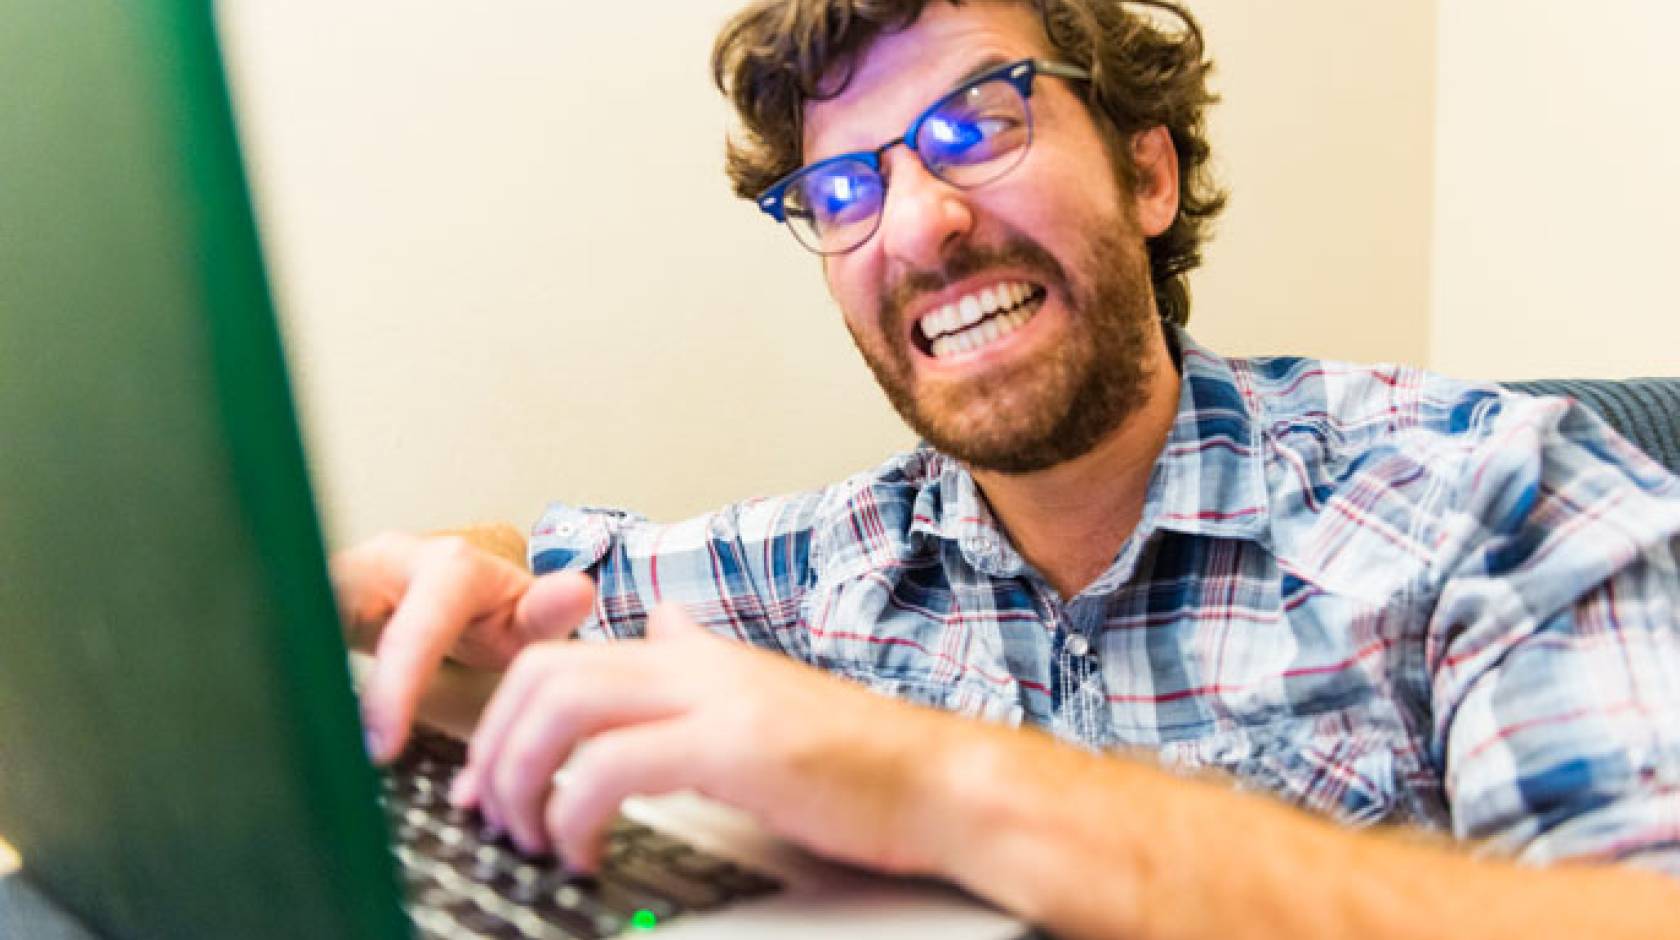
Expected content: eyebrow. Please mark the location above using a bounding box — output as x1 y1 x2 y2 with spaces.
804 54 1020 165
946 54 1016 96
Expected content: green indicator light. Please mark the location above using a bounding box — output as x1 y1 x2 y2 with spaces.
631 909 659 931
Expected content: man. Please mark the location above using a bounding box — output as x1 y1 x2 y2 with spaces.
333 1 1680 936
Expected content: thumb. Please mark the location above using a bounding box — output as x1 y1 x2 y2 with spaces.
645 601 709 642
513 569 597 640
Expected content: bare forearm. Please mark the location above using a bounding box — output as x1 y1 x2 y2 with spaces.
923 725 1680 940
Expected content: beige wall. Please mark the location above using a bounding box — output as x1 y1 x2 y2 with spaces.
1431 0 1680 381
217 1 1439 545
220 0 905 543
1193 1 1434 367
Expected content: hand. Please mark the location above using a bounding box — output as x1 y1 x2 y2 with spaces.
449 599 968 875
331 530 595 763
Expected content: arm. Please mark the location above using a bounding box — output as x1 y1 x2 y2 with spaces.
451 601 1680 939
448 402 1680 935
333 490 827 762
956 398 1680 937
926 722 1680 940
956 397 1678 938
457 406 1680 934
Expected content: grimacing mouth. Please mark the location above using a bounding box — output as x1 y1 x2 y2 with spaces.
909 280 1049 358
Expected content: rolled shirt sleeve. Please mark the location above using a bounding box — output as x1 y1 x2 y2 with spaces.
527 492 826 661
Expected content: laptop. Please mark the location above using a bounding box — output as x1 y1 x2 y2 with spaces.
0 3 1028 937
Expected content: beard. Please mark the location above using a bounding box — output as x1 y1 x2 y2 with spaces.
844 223 1160 475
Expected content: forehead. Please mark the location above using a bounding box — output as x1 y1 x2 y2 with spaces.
803 1 1051 160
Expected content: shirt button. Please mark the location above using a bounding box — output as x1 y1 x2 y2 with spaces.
1065 634 1090 657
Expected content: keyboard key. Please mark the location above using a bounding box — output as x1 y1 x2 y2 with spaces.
617 825 687 860
589 872 680 922
666 848 729 878
383 727 781 936
447 900 522 939
515 901 616 940
608 855 730 911
718 866 783 898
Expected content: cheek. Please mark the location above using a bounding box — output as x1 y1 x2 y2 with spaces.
989 147 1125 258
823 253 881 331
1027 112 1128 222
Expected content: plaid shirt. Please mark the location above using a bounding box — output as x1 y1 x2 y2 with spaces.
531 330 1680 874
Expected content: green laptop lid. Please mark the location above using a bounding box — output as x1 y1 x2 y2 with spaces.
0 2 408 937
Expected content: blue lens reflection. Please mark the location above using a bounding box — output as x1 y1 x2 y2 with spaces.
802 162 882 227
923 114 985 153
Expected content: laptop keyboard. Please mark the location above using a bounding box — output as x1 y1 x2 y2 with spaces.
380 728 782 939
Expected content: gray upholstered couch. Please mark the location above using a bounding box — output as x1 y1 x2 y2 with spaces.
1502 378 1680 475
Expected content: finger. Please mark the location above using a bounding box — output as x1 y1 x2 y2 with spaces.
643 601 711 643
471 652 690 852
457 639 624 814
329 531 420 647
545 718 707 872
451 642 564 822
513 570 598 642
478 675 594 855
364 539 525 762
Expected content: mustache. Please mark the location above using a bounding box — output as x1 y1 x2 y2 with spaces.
881 237 1070 324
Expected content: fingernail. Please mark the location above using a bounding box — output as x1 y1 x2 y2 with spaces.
364 728 385 762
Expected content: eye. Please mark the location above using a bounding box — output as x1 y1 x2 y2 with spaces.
796 163 883 227
924 112 1018 155
917 83 1028 171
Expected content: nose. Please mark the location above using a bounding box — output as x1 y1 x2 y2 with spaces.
875 146 975 271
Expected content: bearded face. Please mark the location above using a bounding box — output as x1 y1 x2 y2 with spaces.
845 221 1158 475
802 4 1174 476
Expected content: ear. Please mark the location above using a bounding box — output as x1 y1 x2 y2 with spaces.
1130 125 1179 238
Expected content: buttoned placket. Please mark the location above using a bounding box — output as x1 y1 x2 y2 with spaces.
1062 596 1112 747
1033 582 1112 749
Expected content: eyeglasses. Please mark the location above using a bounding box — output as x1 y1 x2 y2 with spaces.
756 58 1091 256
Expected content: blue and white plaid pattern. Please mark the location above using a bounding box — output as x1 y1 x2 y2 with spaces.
530 330 1680 874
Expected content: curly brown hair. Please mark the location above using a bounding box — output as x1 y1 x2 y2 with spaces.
712 0 1225 326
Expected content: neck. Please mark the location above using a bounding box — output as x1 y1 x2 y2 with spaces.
969 327 1180 600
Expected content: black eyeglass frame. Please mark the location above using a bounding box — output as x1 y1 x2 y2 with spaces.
755 57 1092 256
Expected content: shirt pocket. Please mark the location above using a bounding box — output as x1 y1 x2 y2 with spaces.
1156 710 1405 826
800 563 1027 726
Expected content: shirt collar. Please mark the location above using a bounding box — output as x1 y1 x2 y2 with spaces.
908 450 1020 574
1148 327 1271 542
910 326 1272 576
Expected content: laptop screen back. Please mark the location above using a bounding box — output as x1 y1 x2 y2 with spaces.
0 3 406 937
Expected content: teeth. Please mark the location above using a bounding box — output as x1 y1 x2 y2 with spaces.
921 282 1035 341
922 282 1042 359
